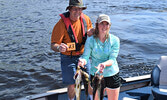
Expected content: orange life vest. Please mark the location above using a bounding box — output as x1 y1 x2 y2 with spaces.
59 12 87 51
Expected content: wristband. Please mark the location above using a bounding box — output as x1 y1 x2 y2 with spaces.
57 46 60 51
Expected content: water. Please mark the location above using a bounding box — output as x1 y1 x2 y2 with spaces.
0 0 167 99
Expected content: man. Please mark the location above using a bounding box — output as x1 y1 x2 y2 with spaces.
51 0 93 100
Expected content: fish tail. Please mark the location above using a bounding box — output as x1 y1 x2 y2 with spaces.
75 83 81 100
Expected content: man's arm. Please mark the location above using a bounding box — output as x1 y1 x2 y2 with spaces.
51 43 60 52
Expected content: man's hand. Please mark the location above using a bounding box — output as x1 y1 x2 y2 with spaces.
87 28 95 37
59 43 68 52
51 43 68 52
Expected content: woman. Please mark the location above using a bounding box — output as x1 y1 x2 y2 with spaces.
78 14 121 100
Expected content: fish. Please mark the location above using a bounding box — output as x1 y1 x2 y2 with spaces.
92 73 105 100
74 66 82 100
74 66 90 100
81 70 89 100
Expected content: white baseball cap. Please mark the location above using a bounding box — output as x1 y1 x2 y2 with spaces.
97 14 111 24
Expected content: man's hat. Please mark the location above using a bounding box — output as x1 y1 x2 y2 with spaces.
66 0 87 10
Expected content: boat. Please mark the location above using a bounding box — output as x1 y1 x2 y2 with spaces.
17 74 153 100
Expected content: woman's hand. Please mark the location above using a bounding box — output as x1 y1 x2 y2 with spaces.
95 63 105 73
78 58 87 69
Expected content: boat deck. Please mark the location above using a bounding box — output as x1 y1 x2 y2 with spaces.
17 75 154 100
55 86 153 100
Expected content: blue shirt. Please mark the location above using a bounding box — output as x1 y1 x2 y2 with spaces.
80 34 120 77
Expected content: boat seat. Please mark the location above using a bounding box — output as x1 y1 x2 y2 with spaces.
151 56 167 100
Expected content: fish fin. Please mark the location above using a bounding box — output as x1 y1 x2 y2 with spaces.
81 71 89 98
74 73 78 79
92 74 100 100
100 77 105 100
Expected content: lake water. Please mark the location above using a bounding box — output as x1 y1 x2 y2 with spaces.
0 0 167 99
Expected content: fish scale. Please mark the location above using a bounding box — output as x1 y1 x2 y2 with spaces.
92 73 105 100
